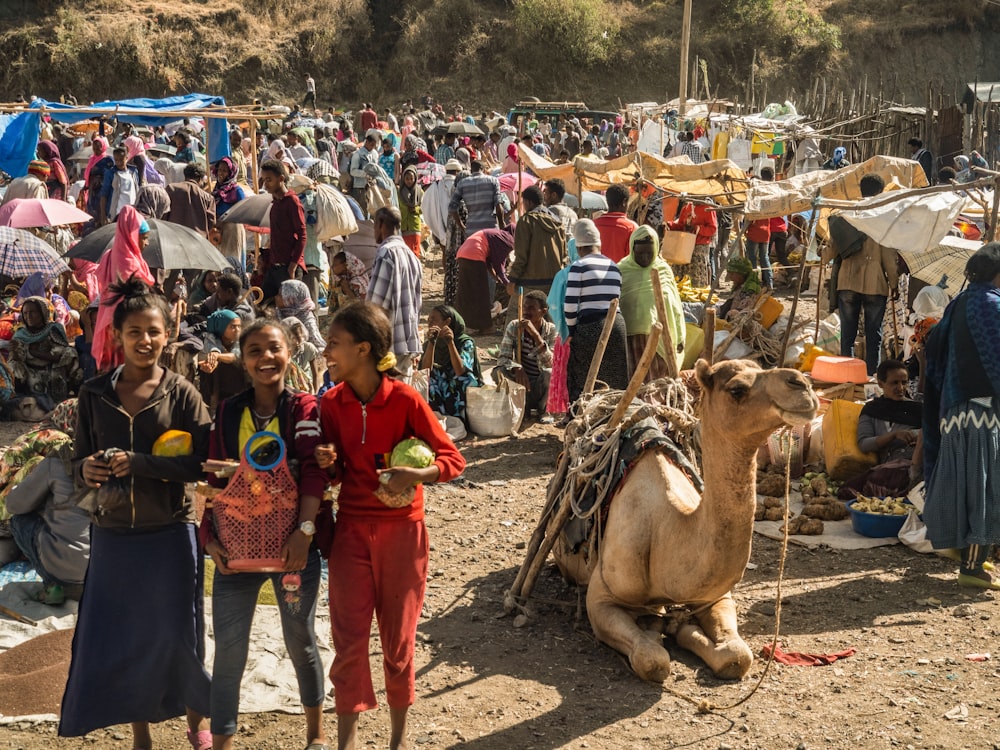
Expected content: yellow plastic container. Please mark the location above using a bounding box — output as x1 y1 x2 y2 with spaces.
821 400 878 481
682 322 705 370
758 295 784 329
797 345 831 373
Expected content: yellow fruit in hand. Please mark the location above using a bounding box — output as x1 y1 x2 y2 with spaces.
152 430 193 457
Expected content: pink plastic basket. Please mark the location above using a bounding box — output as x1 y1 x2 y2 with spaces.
213 431 299 572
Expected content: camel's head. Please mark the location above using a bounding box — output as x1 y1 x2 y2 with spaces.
695 359 819 443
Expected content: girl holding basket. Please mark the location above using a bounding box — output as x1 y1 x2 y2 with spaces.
201 319 330 750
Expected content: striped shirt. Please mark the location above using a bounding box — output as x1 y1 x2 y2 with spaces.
366 235 424 357
449 172 501 233
564 254 622 336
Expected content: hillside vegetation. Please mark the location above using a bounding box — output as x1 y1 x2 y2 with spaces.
0 0 997 111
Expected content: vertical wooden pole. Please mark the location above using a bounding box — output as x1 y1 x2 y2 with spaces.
649 268 677 378
700 307 715 365
678 0 692 115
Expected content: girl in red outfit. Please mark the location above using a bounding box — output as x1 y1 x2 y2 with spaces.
315 302 465 750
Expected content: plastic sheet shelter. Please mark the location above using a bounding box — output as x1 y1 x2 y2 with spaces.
742 155 930 220
515 143 749 205
0 94 233 178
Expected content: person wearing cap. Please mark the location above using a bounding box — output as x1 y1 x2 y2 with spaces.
1 163 48 205
562 218 628 403
349 133 380 216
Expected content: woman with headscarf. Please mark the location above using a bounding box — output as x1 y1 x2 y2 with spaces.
198 308 246 409
823 146 850 170
401 115 415 142
264 138 298 177
419 304 482 422
37 140 69 201
954 155 974 184
545 230 579 418
134 184 171 220
10 296 82 404
502 143 520 174
454 224 514 334
84 136 109 184
211 156 248 267
617 225 685 381
277 278 324 349
398 165 424 258
92 206 155 372
329 251 370 311
923 243 1000 589
124 135 164 187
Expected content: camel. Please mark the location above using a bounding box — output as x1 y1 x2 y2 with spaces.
552 358 819 681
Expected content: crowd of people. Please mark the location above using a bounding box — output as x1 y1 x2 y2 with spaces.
0 92 999 750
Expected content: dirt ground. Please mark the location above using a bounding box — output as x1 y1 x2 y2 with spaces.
3 257 1000 750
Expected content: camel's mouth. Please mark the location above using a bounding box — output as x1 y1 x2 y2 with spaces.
778 407 818 426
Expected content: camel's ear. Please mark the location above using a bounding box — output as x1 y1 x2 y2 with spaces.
694 359 714 390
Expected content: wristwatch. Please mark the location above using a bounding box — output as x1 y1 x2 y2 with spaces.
298 520 316 537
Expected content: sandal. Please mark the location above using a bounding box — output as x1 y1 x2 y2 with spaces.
186 729 212 750
957 571 1000 590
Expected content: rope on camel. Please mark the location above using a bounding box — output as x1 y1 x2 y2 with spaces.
660 428 795 714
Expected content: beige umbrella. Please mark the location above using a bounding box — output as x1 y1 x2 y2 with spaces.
898 236 981 298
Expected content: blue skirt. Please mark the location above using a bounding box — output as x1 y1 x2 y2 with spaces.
924 399 1000 550
59 523 211 736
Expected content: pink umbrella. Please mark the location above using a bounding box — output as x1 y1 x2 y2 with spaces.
0 198 92 229
497 172 538 193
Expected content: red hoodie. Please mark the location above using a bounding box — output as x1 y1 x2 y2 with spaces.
668 202 718 245
320 376 466 523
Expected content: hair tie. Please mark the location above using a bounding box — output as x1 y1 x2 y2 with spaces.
376 352 396 372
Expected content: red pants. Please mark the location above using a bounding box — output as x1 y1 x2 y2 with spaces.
328 518 428 714
402 232 421 258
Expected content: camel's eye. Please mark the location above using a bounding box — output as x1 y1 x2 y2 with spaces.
727 384 749 402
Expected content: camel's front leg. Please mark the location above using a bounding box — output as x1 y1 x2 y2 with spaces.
586 569 672 682
675 593 753 680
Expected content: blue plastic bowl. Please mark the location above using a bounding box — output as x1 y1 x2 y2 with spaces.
847 499 911 538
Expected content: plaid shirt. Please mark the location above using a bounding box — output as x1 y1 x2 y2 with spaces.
366 235 423 356
680 139 704 163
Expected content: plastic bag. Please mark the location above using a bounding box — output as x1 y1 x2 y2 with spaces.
467 378 526 437
898 510 934 554
411 368 430 403
815 312 841 355
314 183 359 240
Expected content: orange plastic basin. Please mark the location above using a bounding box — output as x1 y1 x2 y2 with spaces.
811 356 868 384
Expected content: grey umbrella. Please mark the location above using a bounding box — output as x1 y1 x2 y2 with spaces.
446 121 484 136
220 194 273 228
66 219 229 271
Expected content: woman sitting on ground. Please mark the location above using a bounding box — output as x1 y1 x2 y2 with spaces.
419 305 482 422
198 309 247 409
841 359 923 500
329 251 370 311
494 290 556 423
10 296 82 404
277 279 325 350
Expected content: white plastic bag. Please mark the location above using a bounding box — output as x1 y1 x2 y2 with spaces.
898 510 934 554
467 379 526 437
314 183 359 240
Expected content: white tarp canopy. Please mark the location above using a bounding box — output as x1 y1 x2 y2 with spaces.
842 190 967 253
743 155 929 219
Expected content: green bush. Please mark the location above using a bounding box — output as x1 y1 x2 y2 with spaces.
511 0 619 67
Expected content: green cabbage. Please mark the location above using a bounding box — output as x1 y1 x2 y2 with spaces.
390 438 435 469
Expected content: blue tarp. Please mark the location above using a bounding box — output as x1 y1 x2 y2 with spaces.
0 93 232 178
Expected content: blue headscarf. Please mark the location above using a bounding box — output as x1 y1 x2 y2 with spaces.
207 308 238 338
832 146 847 167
